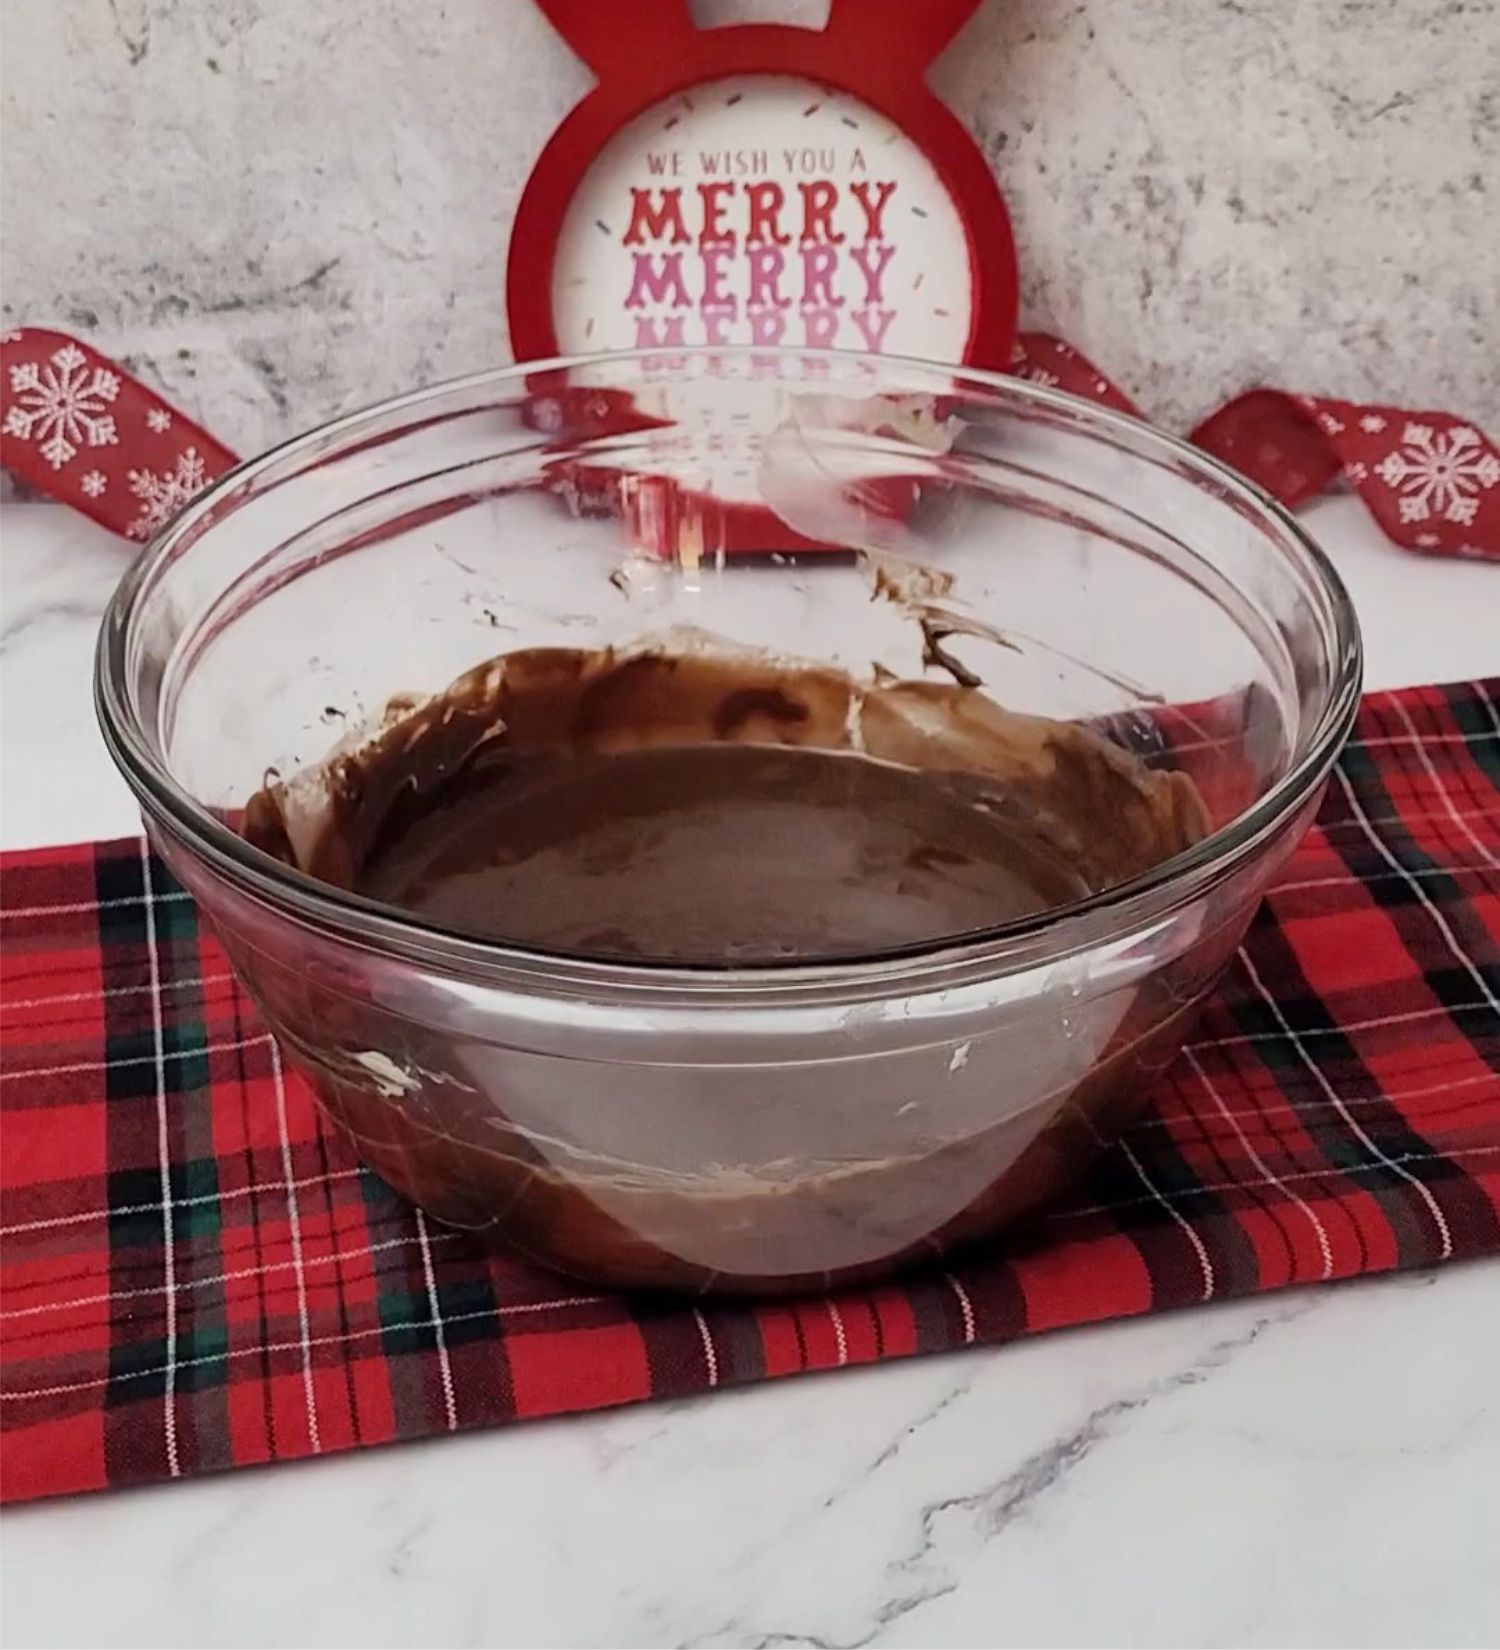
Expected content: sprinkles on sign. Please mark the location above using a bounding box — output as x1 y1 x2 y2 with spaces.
537 70 987 365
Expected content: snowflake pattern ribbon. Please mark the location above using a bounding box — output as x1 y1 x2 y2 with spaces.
1013 335 1498 558
3 343 120 470
2 325 1495 558
0 329 235 539
1374 423 1499 529
126 447 210 540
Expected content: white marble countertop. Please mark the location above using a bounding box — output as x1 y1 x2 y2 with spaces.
1 495 1497 1650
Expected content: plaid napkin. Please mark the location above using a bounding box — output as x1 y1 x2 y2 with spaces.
3 680 1498 1503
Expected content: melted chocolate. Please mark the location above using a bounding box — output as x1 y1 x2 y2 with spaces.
244 634 1209 933
238 636 1218 1293
357 743 1091 961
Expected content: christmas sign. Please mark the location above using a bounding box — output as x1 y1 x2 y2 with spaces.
503 0 1025 551
507 0 1019 366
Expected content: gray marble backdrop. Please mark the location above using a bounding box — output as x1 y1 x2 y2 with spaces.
2 0 1496 456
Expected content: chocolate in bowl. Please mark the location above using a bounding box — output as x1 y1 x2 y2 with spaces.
95 349 1360 1294
243 634 1210 956
233 634 1216 1292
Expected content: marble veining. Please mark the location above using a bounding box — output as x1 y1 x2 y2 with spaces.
693 1303 1317 1650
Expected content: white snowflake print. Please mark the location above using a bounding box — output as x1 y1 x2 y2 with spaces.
126 446 208 539
4 343 120 470
1359 413 1387 434
80 470 108 497
1318 412 1345 435
1374 423 1500 526
1025 368 1061 388
1 330 22 344
145 407 173 433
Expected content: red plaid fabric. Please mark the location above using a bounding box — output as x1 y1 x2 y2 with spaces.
2 680 1498 1503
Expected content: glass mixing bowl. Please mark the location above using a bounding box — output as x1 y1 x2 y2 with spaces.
96 349 1361 1294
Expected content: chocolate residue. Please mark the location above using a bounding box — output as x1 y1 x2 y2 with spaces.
919 617 984 689
712 686 811 740
864 548 956 607
859 544 1166 708
243 630 1208 953
237 631 1222 1292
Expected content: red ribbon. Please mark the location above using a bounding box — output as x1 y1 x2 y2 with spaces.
1012 333 1498 559
4 325 1496 557
1 330 236 541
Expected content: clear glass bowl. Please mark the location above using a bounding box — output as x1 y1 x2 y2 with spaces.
96 349 1361 1295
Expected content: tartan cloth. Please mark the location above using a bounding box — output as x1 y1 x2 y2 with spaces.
2 680 1498 1504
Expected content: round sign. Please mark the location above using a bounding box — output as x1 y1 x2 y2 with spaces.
548 75 976 362
508 0 1018 368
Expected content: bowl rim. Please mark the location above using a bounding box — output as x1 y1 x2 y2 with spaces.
95 345 1364 994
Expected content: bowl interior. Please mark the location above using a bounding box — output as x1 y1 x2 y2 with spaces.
106 349 1358 949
